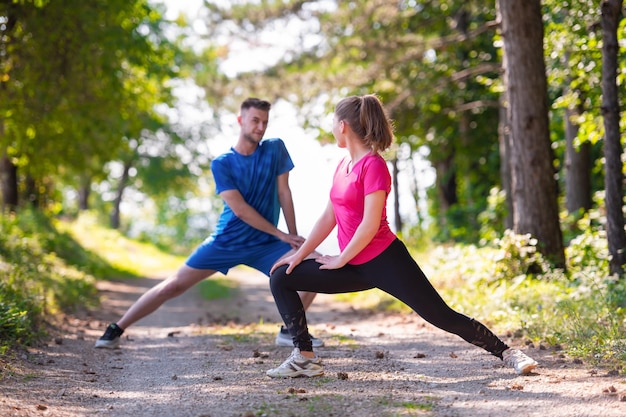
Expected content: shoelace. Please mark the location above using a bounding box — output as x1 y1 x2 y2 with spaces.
277 350 300 368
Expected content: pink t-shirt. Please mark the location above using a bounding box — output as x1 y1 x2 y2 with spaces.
330 152 396 264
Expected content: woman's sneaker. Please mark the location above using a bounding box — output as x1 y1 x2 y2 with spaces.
275 327 325 347
503 348 538 375
94 323 124 349
266 348 324 378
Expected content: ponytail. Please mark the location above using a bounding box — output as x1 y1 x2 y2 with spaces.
335 94 394 152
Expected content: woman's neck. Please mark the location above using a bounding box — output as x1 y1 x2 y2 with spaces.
348 145 372 166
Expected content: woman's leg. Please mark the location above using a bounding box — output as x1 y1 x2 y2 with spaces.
270 260 373 352
361 240 509 358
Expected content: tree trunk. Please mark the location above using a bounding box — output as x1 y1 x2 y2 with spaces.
391 157 403 234
600 0 625 276
564 105 592 214
498 0 565 267
498 91 513 230
0 153 18 212
110 161 132 230
24 174 38 208
78 175 91 211
435 153 457 235
407 152 423 230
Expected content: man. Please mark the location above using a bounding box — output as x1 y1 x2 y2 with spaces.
95 97 323 349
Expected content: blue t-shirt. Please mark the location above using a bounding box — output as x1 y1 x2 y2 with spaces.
209 138 294 248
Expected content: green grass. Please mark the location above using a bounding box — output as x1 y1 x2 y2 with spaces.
197 278 238 300
56 211 184 277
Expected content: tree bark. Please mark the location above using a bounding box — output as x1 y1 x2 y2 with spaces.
391 157 403 234
435 153 458 234
78 175 91 211
600 0 625 276
0 153 18 212
498 0 565 267
564 105 592 214
498 91 513 230
24 174 38 208
110 161 132 230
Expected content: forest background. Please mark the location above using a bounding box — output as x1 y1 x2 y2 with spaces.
1 0 626 374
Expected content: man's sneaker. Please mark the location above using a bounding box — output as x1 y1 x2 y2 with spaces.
94 323 124 349
266 348 324 378
275 327 324 347
503 348 538 375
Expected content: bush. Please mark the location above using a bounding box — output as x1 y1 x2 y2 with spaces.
0 210 100 353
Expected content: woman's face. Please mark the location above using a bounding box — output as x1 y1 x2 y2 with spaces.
332 115 346 148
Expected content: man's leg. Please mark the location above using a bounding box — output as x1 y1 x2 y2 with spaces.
297 291 316 310
95 265 216 348
117 265 216 329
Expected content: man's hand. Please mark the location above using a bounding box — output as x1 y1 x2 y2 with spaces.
277 231 305 250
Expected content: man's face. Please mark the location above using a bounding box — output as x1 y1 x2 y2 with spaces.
239 107 269 144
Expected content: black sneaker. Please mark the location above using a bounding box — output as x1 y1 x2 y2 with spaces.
94 323 124 349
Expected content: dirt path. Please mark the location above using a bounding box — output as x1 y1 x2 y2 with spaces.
1 267 625 417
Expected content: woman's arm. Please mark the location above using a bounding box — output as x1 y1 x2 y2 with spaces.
317 190 385 270
270 200 336 274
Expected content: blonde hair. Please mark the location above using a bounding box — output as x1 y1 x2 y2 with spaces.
334 94 394 152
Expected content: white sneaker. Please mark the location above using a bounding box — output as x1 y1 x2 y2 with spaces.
503 348 538 375
275 328 325 347
266 348 324 378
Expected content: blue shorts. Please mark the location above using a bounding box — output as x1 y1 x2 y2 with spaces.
185 239 292 277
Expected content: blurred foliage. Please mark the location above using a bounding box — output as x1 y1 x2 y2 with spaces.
0 210 99 353
0 210 184 355
338 204 626 371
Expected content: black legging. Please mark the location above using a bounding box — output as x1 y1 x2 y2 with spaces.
270 238 509 358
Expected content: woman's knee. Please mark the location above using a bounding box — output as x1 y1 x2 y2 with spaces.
269 265 289 292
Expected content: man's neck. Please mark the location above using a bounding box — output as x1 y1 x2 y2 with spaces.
233 137 260 155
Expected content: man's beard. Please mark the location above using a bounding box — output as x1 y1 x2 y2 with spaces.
243 132 262 143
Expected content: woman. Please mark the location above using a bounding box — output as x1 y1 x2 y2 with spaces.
266 94 538 378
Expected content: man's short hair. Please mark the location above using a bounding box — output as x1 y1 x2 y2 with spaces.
241 97 271 112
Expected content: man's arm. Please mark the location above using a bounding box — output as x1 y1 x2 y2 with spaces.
276 171 297 235
220 187 304 248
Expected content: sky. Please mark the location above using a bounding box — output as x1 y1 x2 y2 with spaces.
153 0 433 254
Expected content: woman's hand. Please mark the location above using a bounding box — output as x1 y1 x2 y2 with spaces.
315 254 347 270
270 253 303 275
